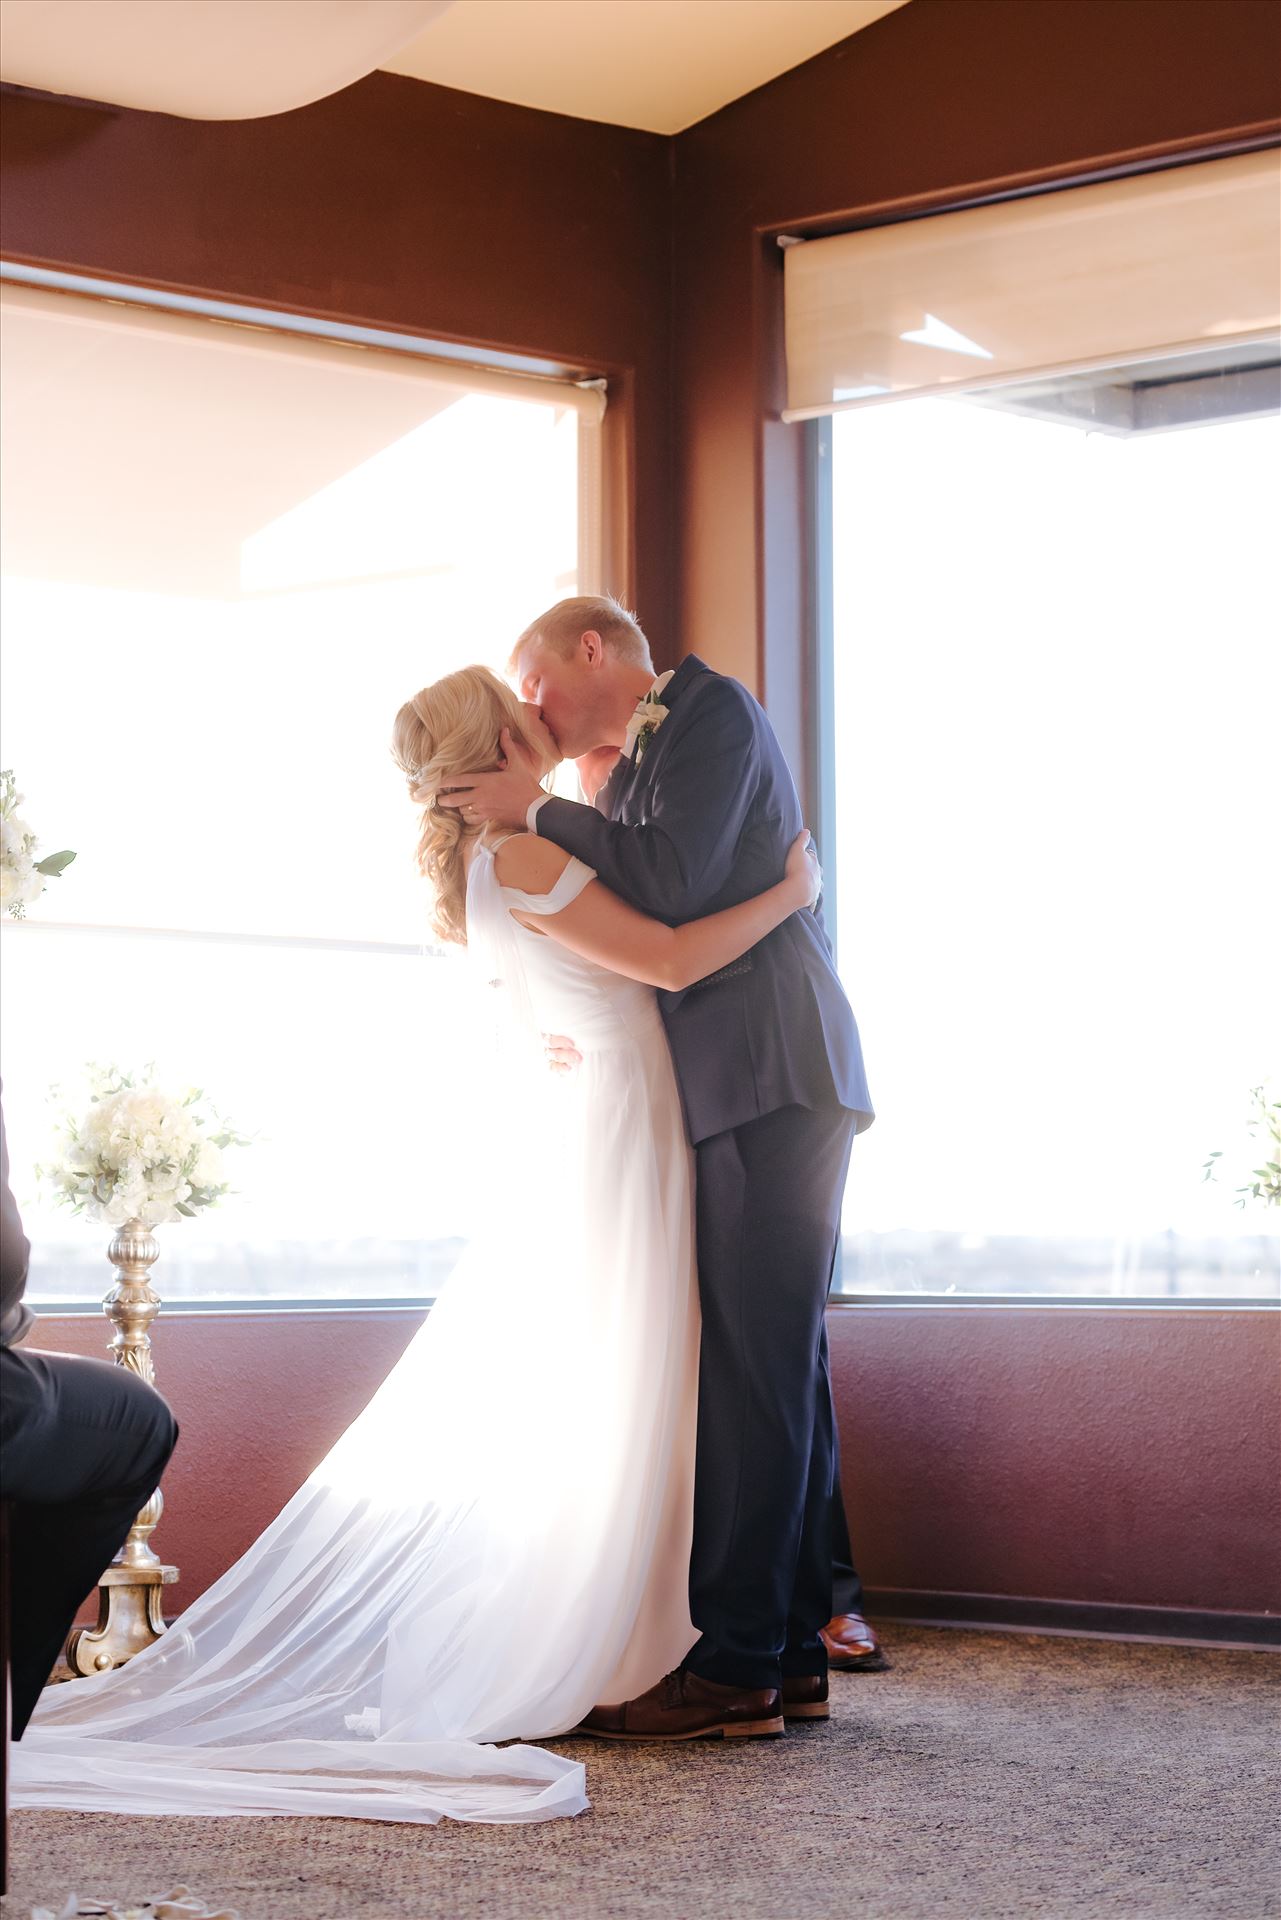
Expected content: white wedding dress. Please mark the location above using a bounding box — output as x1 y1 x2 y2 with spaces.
14 843 700 1824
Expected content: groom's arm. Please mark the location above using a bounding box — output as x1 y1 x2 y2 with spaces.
535 683 762 921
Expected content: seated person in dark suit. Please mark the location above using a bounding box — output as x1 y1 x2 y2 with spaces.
0 1091 178 1736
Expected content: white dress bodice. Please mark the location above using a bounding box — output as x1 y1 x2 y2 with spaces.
470 838 665 1055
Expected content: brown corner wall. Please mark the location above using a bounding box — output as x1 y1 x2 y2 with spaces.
828 1305 1280 1617
37 1303 1280 1626
0 71 676 653
670 0 1281 796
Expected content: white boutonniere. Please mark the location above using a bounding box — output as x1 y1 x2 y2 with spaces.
624 670 676 765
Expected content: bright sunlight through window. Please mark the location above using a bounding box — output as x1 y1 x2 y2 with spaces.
0 284 595 1303
829 362 1280 1298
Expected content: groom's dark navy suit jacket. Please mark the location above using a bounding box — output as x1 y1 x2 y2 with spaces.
534 654 874 1145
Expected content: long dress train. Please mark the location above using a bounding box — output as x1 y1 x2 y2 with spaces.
13 845 699 1824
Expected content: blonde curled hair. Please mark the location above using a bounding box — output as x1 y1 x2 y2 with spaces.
391 665 555 946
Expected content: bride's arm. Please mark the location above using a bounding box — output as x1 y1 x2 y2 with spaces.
494 832 819 992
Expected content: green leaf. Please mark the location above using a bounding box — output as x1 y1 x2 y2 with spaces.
33 849 76 876
175 1202 196 1218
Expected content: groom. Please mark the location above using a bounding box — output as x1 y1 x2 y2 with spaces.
443 596 875 1738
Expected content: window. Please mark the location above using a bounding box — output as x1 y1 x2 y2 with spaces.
785 151 1281 1299
823 349 1280 1300
0 279 603 1305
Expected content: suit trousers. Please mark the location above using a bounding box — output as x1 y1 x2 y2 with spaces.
0 1345 178 1737
684 1100 857 1690
830 1440 865 1616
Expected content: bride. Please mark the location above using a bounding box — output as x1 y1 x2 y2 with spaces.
14 664 820 1827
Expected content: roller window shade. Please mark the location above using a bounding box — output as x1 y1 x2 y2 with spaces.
0 280 607 422
783 149 1281 421
0 278 606 599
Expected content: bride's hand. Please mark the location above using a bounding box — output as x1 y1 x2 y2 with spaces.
785 829 823 909
543 1032 583 1076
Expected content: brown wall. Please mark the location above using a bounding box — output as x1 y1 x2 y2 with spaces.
37 1303 1280 1625
828 1305 1280 1618
0 71 676 654
670 0 1281 795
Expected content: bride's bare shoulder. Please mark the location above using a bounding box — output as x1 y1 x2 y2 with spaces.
492 833 573 892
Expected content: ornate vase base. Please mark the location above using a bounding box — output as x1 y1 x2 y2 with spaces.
64 1562 180 1677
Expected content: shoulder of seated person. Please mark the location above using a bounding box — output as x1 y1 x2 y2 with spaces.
493 833 573 891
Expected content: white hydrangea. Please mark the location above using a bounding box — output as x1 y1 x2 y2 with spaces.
41 1067 246 1230
0 847 45 913
1 799 45 912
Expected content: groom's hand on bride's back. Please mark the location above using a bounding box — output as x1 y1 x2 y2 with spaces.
575 745 622 806
787 829 824 912
438 729 544 829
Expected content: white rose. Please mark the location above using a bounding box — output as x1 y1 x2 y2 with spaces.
192 1141 225 1188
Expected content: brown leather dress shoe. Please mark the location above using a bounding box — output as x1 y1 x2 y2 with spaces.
781 1673 830 1721
576 1668 784 1741
820 1612 891 1672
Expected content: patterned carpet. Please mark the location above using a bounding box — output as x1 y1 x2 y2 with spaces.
5 1627 1279 1920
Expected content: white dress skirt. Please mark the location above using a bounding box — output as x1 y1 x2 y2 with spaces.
13 843 700 1824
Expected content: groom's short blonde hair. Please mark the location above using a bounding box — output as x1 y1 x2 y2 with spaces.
511 595 653 672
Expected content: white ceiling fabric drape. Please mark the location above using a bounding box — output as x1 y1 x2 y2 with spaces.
782 148 1281 421
0 0 450 120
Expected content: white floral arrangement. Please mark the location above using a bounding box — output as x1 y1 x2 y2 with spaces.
1 767 76 918
40 1065 248 1229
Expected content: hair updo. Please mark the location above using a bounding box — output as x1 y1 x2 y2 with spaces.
390 664 554 947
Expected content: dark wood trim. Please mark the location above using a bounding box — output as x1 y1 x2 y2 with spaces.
865 1588 1281 1651
757 120 1281 244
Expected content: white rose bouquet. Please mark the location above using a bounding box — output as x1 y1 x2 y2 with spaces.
1 767 76 918
41 1065 248 1229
